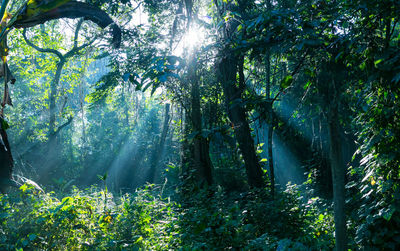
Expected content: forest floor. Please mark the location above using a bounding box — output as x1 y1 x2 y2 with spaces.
0 182 337 250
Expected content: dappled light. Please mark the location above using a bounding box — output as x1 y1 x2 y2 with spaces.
0 0 399 250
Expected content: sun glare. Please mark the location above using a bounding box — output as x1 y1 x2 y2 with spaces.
184 27 205 48
174 25 206 56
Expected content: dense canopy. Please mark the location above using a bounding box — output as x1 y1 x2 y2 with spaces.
0 0 399 250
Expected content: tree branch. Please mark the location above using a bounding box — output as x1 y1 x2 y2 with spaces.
22 28 64 60
64 19 97 59
52 115 74 136
0 0 9 23
73 19 84 49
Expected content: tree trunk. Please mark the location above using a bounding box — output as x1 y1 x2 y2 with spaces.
0 124 13 192
217 53 264 188
265 50 275 196
189 55 213 185
328 79 347 251
49 59 65 142
148 103 171 183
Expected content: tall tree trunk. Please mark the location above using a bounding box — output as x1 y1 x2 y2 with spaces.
0 123 13 192
217 53 264 188
328 79 347 251
265 49 275 196
213 1 264 188
148 103 171 183
49 59 65 143
189 55 213 185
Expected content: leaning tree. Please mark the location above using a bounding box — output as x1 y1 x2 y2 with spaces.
0 0 121 192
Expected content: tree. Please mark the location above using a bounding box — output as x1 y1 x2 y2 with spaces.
0 0 121 191
214 0 265 188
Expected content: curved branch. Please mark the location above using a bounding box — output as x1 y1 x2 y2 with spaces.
73 18 84 49
22 28 64 60
64 19 97 59
52 115 74 136
65 36 97 59
0 0 9 22
14 1 121 48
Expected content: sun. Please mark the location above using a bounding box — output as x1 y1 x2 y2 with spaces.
172 25 206 56
184 27 203 48
183 25 206 49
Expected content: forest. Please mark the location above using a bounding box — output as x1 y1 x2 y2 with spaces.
0 0 399 250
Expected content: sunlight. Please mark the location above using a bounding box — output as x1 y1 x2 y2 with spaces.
183 26 205 49
173 25 206 56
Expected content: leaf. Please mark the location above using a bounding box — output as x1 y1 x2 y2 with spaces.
335 51 344 62
0 117 9 130
97 173 108 181
392 73 400 84
158 74 168 83
135 236 143 243
381 207 395 221
280 75 293 89
122 73 130 81
303 80 312 90
28 234 37 241
142 81 153 92
374 59 383 68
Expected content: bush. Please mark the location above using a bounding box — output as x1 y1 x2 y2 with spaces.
0 183 334 250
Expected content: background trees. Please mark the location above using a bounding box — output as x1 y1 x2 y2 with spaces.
0 0 399 250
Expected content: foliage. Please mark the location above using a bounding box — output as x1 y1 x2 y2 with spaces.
0 184 177 250
1 0 399 249
0 183 334 250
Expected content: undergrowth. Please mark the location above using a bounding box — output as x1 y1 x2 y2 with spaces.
0 183 334 250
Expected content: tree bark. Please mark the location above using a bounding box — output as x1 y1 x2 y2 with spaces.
0 123 13 192
265 49 275 196
217 53 264 188
328 79 347 251
49 60 65 142
189 55 213 185
148 103 171 183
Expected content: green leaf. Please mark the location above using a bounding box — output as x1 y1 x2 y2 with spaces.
303 81 312 90
281 75 293 89
28 233 37 241
374 59 383 67
381 207 395 221
0 118 9 130
97 173 108 181
392 73 400 84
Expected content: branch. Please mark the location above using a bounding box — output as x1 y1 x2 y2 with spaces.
52 116 74 136
22 28 64 60
73 19 84 49
0 0 9 22
64 20 97 59
14 1 121 48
